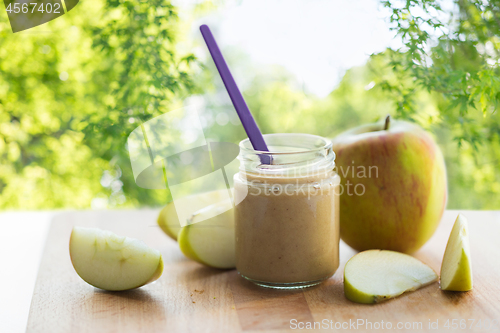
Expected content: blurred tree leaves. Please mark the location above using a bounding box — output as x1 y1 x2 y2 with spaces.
0 0 199 208
380 0 500 146
375 0 500 208
82 0 201 207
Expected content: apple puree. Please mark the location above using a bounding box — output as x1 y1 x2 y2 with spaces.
234 171 340 286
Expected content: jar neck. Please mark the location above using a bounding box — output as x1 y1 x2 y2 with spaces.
237 134 336 180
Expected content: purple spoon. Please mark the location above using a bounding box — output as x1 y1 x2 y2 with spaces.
200 24 271 164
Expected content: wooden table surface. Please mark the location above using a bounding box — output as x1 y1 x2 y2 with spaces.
26 210 500 332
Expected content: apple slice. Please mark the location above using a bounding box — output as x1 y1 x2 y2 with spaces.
157 204 182 241
69 227 163 291
178 199 235 269
344 250 438 304
440 214 473 291
157 189 231 241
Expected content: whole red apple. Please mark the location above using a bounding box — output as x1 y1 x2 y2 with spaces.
331 116 447 254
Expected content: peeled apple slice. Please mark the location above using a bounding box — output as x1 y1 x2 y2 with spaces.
344 250 438 304
69 227 163 291
178 199 235 269
157 189 231 240
440 214 473 291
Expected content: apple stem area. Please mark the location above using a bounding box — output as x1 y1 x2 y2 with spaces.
384 115 391 131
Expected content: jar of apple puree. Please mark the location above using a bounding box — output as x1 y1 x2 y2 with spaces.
233 133 340 289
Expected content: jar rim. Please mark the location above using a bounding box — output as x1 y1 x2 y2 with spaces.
239 133 332 155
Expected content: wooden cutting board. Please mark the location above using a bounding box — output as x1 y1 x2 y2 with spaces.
27 210 500 332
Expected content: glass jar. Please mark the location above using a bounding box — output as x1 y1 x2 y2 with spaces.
234 133 340 289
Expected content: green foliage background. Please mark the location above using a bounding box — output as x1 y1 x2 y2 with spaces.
0 0 499 210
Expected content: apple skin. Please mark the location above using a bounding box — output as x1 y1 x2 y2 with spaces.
331 117 447 254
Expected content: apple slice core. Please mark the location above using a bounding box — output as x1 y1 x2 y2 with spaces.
70 227 163 291
344 250 438 304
